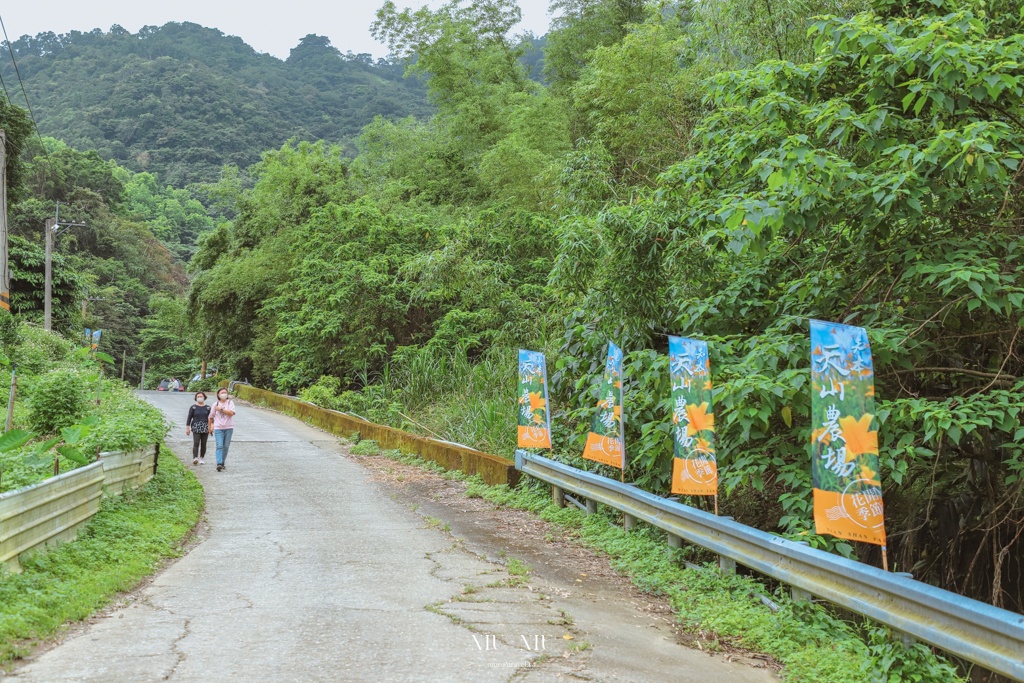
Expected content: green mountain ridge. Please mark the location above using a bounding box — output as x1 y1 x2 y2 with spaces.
1 22 432 185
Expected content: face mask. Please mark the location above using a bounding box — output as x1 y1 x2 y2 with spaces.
219 395 228 401
197 398 205 404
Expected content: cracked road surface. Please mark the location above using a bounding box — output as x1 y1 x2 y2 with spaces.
4 392 775 682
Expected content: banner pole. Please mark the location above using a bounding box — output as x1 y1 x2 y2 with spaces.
714 494 719 516
881 545 889 572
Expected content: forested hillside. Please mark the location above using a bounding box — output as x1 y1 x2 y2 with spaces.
1 22 431 184
186 0 1024 643
1 0 1021 677
0 86 216 382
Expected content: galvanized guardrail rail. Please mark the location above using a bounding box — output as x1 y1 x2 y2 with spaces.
0 444 159 572
515 450 1024 681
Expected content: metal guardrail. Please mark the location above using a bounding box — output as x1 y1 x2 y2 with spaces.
0 444 159 572
515 450 1024 681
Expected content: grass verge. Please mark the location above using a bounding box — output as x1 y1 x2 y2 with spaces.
0 449 203 666
359 445 963 683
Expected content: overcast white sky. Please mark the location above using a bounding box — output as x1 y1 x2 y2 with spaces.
0 0 553 59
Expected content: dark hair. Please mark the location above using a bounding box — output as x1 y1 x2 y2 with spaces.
194 392 207 401
217 388 229 396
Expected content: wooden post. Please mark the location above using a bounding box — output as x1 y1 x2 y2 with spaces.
5 365 15 432
120 350 126 381
140 359 146 390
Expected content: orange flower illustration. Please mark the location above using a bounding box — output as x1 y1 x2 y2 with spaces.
695 437 716 455
839 414 878 460
686 402 715 436
703 380 713 390
859 464 880 486
528 392 546 413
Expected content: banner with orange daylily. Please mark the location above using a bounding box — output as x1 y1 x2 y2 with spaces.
668 336 717 496
518 349 552 449
582 342 624 469
810 320 886 546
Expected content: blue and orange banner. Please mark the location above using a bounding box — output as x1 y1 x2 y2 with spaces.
90 329 102 351
810 320 886 546
582 342 624 469
668 336 717 496
517 350 552 449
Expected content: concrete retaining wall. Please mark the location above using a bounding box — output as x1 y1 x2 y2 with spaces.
0 444 159 572
230 384 519 487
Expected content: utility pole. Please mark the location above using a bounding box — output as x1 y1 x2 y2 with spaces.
45 203 86 332
81 289 104 318
44 218 54 330
0 129 9 313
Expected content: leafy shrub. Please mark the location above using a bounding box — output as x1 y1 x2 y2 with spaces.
26 367 89 434
299 375 342 409
79 382 168 454
0 309 18 358
13 326 74 376
187 376 220 394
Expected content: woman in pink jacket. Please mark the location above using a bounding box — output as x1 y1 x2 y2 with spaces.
211 388 237 472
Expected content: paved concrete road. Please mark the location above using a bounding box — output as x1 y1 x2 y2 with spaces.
5 392 775 683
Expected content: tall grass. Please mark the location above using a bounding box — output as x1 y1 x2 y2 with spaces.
301 344 517 455
389 345 517 454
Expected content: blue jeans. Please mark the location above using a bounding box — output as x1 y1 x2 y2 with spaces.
214 429 234 466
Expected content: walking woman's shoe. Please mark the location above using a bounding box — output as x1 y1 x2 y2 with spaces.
199 458 205 465
216 464 224 472
193 458 198 465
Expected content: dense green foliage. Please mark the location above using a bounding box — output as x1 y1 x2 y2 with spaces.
0 0 1009 676
0 321 167 494
0 451 203 665
0 118 223 384
186 0 1024 644
1 22 431 184
25 367 88 434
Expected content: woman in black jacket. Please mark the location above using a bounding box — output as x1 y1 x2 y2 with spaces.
186 392 213 465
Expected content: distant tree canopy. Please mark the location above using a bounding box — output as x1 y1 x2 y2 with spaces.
0 22 433 185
